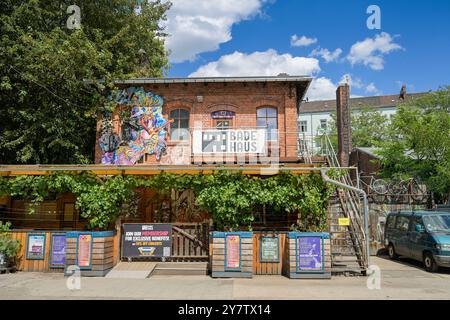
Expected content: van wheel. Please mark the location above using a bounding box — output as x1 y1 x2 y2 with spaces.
388 244 398 259
423 252 439 272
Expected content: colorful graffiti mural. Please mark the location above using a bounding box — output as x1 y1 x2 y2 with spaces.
99 87 172 164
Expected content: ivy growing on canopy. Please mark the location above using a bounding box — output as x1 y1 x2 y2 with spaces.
0 171 335 231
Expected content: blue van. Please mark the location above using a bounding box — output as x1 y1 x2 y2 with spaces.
384 211 450 272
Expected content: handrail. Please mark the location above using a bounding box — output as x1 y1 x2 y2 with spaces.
320 168 370 268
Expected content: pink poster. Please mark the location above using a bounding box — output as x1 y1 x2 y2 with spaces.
78 234 92 267
226 235 240 269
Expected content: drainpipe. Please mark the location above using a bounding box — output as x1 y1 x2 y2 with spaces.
320 168 371 268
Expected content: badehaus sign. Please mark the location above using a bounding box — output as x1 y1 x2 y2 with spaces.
192 129 266 154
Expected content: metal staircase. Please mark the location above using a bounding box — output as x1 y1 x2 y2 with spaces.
319 135 369 275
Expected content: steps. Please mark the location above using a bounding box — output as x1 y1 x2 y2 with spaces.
150 262 209 276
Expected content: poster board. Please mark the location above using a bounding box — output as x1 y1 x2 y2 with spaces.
50 234 66 268
192 129 266 154
122 224 172 258
225 234 241 270
77 234 93 269
26 233 46 260
260 236 279 262
297 236 323 272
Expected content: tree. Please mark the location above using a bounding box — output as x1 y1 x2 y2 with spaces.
324 106 389 149
0 0 171 164
377 87 450 202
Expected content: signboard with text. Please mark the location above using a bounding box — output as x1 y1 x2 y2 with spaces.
26 233 46 260
297 237 323 272
50 234 66 268
77 234 93 268
192 129 266 154
260 236 279 262
122 224 172 258
225 235 241 270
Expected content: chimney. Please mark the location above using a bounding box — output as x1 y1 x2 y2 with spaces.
336 83 352 167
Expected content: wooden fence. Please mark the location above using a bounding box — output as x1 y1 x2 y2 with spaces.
171 223 210 260
252 232 288 275
8 230 120 273
9 230 61 272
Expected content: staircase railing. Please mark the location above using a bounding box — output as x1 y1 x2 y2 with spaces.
319 134 369 272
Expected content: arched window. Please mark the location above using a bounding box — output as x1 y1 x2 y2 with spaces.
257 107 278 141
169 109 190 141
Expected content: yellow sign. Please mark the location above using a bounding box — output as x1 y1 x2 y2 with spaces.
338 218 350 226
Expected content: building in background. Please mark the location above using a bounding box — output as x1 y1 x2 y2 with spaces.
297 92 426 155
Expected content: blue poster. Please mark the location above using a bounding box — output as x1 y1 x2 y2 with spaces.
298 237 323 271
50 234 66 267
26 234 46 260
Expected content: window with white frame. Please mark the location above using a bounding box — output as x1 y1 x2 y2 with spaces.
299 120 308 133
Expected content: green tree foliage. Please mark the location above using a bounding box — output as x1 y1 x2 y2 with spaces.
0 0 171 164
0 172 334 231
325 106 389 149
377 87 450 201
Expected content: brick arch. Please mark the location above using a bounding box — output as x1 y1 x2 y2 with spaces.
164 98 194 115
206 103 239 113
252 97 282 109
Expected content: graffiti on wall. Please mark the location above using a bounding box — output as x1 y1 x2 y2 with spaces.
99 87 173 165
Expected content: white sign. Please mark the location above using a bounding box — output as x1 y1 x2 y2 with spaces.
192 129 266 154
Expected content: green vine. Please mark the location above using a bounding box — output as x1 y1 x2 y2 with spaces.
0 171 335 231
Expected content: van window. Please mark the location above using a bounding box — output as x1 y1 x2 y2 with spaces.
386 216 396 229
409 216 424 231
395 216 410 232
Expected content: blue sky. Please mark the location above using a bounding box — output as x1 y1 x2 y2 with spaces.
164 0 450 100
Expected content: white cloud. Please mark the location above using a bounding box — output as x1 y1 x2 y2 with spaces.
310 47 343 63
365 83 381 95
347 32 403 70
306 77 337 101
290 35 318 47
164 0 268 63
340 74 364 89
189 49 321 77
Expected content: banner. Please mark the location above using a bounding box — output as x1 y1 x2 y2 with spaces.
225 235 241 269
260 236 279 262
77 234 92 268
192 129 266 154
122 224 172 258
26 234 46 260
50 234 66 267
298 237 323 272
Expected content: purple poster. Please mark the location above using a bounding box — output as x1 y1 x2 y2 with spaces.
298 237 322 271
50 234 66 267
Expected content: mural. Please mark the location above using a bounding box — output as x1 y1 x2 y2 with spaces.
99 87 173 164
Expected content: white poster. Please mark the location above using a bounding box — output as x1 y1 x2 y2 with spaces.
192 129 266 154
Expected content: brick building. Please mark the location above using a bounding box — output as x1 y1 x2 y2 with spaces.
95 76 311 166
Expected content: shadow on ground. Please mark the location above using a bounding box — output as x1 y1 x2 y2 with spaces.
376 253 450 275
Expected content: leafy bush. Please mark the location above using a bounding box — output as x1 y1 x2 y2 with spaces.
0 221 21 258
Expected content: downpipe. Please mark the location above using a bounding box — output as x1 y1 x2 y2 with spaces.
320 168 371 270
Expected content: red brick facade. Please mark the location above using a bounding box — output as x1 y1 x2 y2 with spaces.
95 78 310 165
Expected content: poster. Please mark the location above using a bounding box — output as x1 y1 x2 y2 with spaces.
122 224 172 258
225 235 240 269
26 234 46 260
338 217 350 226
77 234 92 268
50 234 66 267
192 129 266 154
260 236 279 262
298 237 323 272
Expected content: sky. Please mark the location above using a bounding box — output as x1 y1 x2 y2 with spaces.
162 0 450 101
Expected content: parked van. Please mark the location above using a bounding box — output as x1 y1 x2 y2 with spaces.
384 211 450 272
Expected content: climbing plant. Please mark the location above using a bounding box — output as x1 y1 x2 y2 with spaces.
0 171 335 231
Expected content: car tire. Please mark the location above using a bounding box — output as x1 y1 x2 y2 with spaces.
388 243 399 259
423 252 439 273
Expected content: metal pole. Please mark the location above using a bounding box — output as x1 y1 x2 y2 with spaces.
320 168 370 268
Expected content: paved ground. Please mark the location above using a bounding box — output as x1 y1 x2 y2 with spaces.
1 256 450 300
